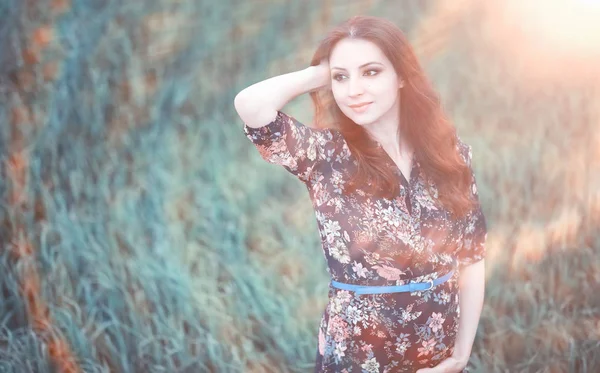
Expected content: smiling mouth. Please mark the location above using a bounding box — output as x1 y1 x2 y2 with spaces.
349 102 372 108
349 102 372 113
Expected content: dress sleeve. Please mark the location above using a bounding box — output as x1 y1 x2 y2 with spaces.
242 110 339 183
454 139 487 269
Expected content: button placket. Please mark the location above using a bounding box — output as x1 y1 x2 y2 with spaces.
407 169 422 241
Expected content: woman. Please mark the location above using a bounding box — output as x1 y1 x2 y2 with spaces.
234 15 486 373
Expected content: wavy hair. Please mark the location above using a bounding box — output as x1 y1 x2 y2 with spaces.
308 15 476 219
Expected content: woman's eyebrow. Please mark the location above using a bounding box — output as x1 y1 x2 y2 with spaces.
331 62 383 71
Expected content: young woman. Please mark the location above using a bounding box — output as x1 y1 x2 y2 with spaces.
234 15 486 373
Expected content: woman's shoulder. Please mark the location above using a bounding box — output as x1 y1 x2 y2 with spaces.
455 135 472 165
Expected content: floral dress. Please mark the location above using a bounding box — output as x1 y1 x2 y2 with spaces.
242 110 487 373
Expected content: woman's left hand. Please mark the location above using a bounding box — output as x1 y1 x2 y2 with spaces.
415 355 468 373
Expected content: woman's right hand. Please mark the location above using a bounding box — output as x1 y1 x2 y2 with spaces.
308 58 331 93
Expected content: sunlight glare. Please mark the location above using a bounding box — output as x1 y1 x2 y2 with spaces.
506 0 600 56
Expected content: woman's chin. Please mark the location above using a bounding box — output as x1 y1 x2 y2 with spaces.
350 114 376 126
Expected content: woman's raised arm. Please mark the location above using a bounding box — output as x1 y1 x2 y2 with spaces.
233 62 340 184
233 63 329 128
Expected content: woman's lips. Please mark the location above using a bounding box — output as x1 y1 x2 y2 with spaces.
350 102 372 113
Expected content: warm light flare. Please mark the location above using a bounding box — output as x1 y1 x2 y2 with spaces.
506 0 600 55
413 0 600 86
478 0 600 85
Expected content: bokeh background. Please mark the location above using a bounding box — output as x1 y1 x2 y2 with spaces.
1 0 600 372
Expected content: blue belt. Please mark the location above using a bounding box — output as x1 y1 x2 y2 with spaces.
330 260 457 295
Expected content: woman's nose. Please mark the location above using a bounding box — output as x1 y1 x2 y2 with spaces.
348 78 365 96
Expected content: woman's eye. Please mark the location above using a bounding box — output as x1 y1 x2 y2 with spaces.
332 69 380 82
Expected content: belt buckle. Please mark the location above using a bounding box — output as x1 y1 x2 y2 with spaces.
424 279 434 291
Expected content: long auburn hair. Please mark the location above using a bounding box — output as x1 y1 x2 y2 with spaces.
308 15 476 220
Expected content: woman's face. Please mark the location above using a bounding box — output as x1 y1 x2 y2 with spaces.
329 38 403 126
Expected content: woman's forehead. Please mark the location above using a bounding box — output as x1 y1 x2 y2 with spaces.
330 39 388 68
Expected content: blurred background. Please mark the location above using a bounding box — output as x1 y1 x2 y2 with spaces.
1 0 600 372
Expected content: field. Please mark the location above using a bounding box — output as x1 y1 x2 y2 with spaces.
1 0 599 372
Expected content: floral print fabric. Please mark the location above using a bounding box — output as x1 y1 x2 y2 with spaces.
242 110 486 372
